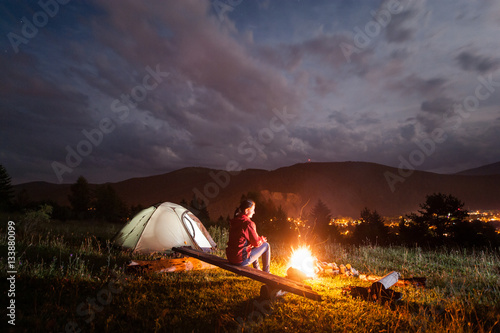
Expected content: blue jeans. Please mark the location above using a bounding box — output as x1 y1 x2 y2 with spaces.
240 242 270 273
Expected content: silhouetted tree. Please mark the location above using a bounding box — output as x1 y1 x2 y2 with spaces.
353 207 389 245
68 176 92 219
398 215 430 246
94 184 128 222
452 219 500 247
180 198 189 208
400 193 469 246
265 204 295 242
189 195 211 226
0 164 14 211
310 199 337 241
419 193 468 239
215 215 230 229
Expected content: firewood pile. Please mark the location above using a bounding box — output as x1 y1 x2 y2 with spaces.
316 261 360 277
315 260 426 288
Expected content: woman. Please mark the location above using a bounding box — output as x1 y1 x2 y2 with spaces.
226 199 271 273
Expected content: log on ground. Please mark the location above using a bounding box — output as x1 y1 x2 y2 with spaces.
127 257 217 273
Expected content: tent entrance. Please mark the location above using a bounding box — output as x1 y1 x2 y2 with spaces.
182 212 214 250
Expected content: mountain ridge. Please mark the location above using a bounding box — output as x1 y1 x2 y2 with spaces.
14 161 500 218
454 161 500 176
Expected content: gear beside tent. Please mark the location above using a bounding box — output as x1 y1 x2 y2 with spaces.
112 202 217 253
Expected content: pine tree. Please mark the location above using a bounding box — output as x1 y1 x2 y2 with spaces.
189 195 211 226
68 176 92 219
354 207 389 245
400 193 469 246
0 164 14 211
417 192 468 240
94 184 128 222
310 199 334 241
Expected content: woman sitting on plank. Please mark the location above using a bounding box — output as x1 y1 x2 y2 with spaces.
226 199 271 273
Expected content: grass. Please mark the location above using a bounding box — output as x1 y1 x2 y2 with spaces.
1 218 499 332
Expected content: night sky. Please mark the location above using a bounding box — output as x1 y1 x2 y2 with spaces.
1 0 500 185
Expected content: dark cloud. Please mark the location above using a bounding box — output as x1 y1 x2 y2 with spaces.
414 97 457 135
385 9 417 43
420 97 454 114
356 112 381 126
456 51 499 73
400 122 416 141
390 75 447 99
327 111 350 125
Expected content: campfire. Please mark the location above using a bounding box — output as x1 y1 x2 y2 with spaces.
285 245 361 281
287 246 318 280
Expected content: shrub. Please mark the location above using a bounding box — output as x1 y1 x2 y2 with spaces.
19 204 53 235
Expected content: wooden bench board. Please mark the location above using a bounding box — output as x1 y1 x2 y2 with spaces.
172 246 322 301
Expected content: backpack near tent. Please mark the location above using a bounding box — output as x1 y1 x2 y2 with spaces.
113 202 217 253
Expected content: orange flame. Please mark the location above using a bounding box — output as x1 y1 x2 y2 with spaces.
288 246 317 278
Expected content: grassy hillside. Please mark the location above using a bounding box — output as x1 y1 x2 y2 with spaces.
1 218 499 332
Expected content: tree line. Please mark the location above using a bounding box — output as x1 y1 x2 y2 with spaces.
185 189 500 249
1 164 498 248
0 167 132 222
249 192 500 248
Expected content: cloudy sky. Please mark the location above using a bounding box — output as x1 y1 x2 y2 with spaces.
1 0 500 184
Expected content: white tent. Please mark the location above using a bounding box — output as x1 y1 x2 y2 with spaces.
113 202 217 253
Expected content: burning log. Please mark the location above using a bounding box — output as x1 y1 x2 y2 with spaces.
287 245 363 280
286 267 309 282
288 246 317 279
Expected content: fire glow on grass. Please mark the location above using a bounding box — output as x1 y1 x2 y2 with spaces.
288 246 317 278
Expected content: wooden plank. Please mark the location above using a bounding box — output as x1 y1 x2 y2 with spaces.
172 246 322 301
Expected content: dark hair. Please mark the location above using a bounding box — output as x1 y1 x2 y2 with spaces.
234 199 255 217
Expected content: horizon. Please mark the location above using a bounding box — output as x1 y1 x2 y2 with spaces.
2 1 500 185
11 159 500 187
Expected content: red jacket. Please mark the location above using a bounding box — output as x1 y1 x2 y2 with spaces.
226 214 264 264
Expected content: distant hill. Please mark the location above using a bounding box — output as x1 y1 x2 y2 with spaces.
14 181 72 204
14 162 500 219
454 161 500 176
